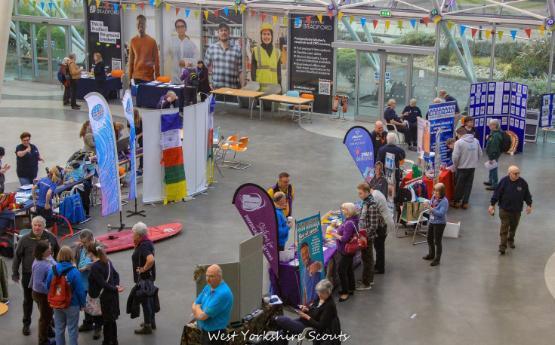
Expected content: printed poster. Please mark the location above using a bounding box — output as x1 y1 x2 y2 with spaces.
84 2 123 71
427 102 456 165
296 213 324 305
122 90 137 201
343 126 374 181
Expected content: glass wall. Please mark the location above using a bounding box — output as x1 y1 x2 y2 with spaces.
335 48 356 119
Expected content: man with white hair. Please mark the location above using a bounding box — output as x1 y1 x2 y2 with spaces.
131 222 157 334
12 216 60 336
377 132 406 193
438 89 460 115
370 120 388 154
489 166 532 255
383 99 411 144
484 119 504 191
193 264 234 345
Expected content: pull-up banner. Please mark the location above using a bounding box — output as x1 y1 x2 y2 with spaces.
233 183 279 277
289 14 334 114
427 102 456 165
296 213 324 306
84 2 122 71
122 90 137 201
343 126 374 181
85 92 121 216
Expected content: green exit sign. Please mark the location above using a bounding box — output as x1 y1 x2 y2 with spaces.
379 9 392 18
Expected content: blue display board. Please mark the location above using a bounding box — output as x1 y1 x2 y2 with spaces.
427 102 456 164
296 214 324 306
469 81 527 153
540 94 555 128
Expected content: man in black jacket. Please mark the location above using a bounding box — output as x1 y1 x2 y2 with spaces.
12 216 60 336
489 165 532 255
370 121 388 155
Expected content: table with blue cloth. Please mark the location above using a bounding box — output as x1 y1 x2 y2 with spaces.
77 76 122 100
136 83 185 110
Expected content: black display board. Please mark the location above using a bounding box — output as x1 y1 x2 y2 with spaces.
289 15 334 114
84 2 123 71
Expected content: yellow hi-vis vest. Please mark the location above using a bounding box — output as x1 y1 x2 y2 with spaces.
253 46 279 86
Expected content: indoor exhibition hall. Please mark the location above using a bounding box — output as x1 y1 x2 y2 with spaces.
1 1 555 345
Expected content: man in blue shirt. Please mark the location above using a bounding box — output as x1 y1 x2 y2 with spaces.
192 264 233 345
273 192 291 251
300 242 323 305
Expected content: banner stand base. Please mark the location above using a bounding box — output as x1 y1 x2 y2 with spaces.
107 211 126 232
126 199 146 218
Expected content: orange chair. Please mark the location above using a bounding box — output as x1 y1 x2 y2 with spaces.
217 135 238 168
292 93 314 122
229 137 250 169
156 75 171 83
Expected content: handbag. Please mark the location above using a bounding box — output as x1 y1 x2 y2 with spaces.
85 262 111 316
344 221 368 255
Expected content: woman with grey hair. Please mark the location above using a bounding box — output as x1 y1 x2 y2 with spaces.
131 222 157 334
274 279 341 344
331 203 359 302
401 98 422 151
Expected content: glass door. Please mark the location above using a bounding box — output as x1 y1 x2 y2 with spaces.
356 51 382 122
49 25 69 80
383 54 410 111
32 22 51 81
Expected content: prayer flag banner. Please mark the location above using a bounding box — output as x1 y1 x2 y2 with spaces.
161 112 187 203
296 214 324 306
85 92 121 216
122 90 137 201
233 183 279 276
343 126 375 181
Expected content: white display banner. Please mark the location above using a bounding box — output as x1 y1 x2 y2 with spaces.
142 109 167 203
182 102 209 196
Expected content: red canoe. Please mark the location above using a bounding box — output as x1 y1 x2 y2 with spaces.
96 223 183 253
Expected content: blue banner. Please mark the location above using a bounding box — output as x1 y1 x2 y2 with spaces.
296 213 324 305
122 90 137 201
343 126 374 181
85 92 121 216
427 102 456 165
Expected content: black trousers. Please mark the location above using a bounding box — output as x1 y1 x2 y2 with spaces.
77 179 92 216
201 330 227 345
337 253 355 294
22 273 34 326
96 79 106 98
83 310 103 330
102 320 117 345
374 226 387 273
427 223 446 261
63 85 71 104
453 168 475 204
70 79 78 106
408 122 417 146
133 79 148 85
183 87 198 106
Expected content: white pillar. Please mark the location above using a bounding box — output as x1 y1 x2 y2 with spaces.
0 0 15 102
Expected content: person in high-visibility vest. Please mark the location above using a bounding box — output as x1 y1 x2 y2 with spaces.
251 23 281 90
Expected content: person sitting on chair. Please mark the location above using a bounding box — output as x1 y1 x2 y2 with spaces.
383 99 410 143
32 166 62 228
157 90 179 109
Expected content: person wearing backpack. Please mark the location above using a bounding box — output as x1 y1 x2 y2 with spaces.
179 59 199 106
485 119 504 191
87 244 124 345
330 203 359 302
59 58 71 106
46 246 86 345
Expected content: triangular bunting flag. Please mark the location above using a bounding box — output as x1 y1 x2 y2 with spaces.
338 12 344 21
175 7 180 15
385 20 391 31
349 16 354 24
372 19 378 29
433 16 441 24
409 19 416 28
327 10 334 19
165 3 170 12
460 25 466 36
40 1 45 10
240 4 246 14
471 27 478 38
497 30 503 40
131 3 136 11
317 14 323 24
485 29 492 40
295 17 301 27
260 12 267 22
104 1 110 10
306 16 312 24
273 15 278 25
185 8 190 17
539 25 545 36
223 7 229 16
149 0 155 8
122 3 127 11
360 17 366 27
95 0 100 8
113 3 119 13
193 10 199 19
447 21 454 30
203 10 209 20
422 17 430 26
397 20 403 29
139 2 144 11
524 28 531 38
48 1 53 10
214 9 219 17
250 9 256 17
510 30 517 40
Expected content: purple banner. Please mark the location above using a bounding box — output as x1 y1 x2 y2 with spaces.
343 126 374 181
233 183 279 276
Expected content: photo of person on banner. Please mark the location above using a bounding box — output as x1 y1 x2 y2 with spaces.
299 241 323 305
204 23 242 89
168 19 200 83
251 23 281 91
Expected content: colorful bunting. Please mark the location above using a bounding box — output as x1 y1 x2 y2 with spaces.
260 12 267 22
214 9 219 17
497 30 503 40
539 24 545 36
149 0 155 8
165 3 170 12
409 19 417 28
433 16 441 24
295 17 301 27
372 19 378 29
385 20 391 31
203 10 209 20
397 20 403 30
338 11 344 21
349 16 354 24
510 30 517 40
223 7 229 16
131 3 136 11
306 16 312 24
460 25 466 36
39 1 45 10
283 16 288 26
250 9 256 17
240 4 246 14
138 2 144 11
360 17 366 27
422 17 430 26
113 3 119 13
485 29 492 40
95 0 100 8
185 8 190 17
317 14 323 24
447 21 454 30
193 10 199 18
273 15 278 25
471 28 478 38
48 1 53 10
122 3 127 11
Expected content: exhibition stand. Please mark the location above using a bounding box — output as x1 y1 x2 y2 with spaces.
77 76 122 100
136 82 186 110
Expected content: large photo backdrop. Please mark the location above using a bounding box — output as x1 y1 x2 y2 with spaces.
84 1 123 71
289 14 334 114
245 12 288 93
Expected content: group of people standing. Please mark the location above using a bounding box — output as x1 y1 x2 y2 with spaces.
12 220 157 345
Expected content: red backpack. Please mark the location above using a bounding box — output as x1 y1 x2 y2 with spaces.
48 266 74 309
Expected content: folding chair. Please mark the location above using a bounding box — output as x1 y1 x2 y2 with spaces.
228 137 251 170
396 201 430 245
292 93 314 123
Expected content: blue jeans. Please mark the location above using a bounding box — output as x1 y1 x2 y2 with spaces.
489 163 499 187
18 177 33 186
54 305 80 345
